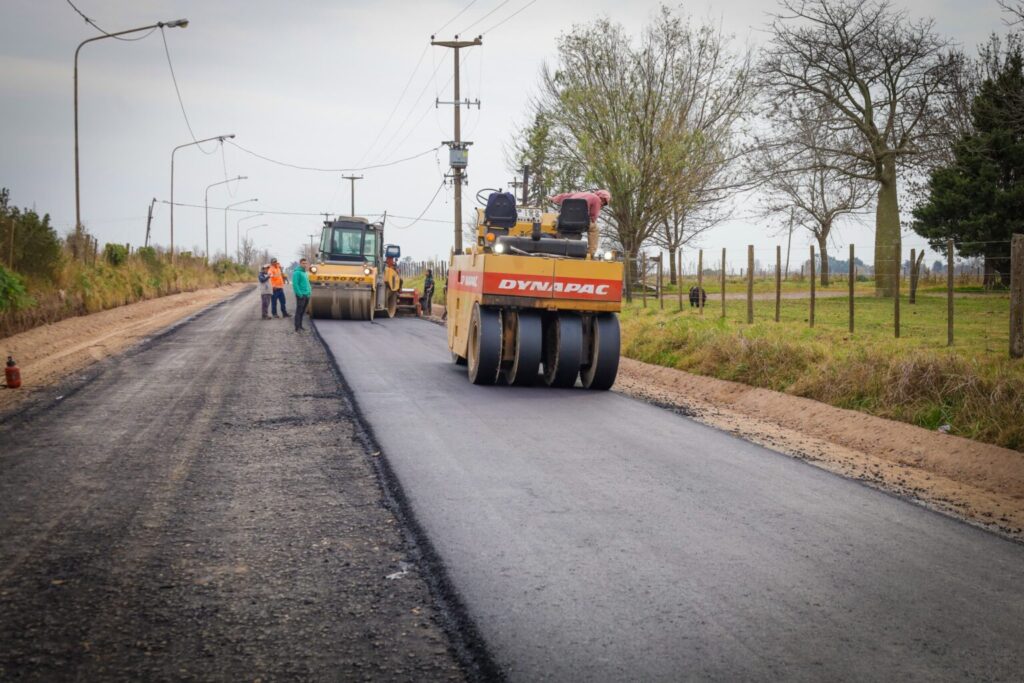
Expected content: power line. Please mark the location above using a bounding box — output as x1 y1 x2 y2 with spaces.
480 0 539 35
354 44 430 167
64 0 158 41
227 141 441 173
160 199 456 225
434 0 479 34
458 0 510 35
366 55 450 166
159 26 217 154
389 181 449 229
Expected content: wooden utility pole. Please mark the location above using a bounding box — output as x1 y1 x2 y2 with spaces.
849 244 855 333
432 36 482 255
1011 233 1024 358
747 245 754 324
721 247 726 319
697 249 704 315
809 244 816 328
657 254 664 310
894 246 901 339
947 239 955 347
341 175 363 216
775 245 781 322
144 197 156 248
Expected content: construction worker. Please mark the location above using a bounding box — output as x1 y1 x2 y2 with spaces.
258 264 272 319
292 258 312 332
548 189 611 257
267 257 289 318
421 269 435 316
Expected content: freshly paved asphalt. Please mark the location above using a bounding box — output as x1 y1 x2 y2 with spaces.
317 316 1024 682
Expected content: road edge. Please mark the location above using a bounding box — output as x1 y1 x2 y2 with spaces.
0 286 254 429
309 319 506 683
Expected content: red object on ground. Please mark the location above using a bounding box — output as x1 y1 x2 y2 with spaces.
5 356 21 389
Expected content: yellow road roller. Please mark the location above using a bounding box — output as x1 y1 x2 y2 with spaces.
447 190 623 390
309 216 402 320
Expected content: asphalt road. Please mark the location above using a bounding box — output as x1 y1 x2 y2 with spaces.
0 291 463 680
317 316 1024 682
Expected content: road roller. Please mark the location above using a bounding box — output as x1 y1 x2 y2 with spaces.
309 216 402 320
446 190 623 390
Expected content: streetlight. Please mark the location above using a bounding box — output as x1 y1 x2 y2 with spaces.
74 18 189 253
171 134 234 262
205 176 246 262
224 198 258 260
239 224 267 266
237 213 265 260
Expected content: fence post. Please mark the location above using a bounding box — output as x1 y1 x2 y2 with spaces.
698 249 704 316
721 247 727 319
747 245 754 324
809 244 816 328
909 248 916 304
657 255 664 310
947 239 954 347
1011 233 1024 358
849 244 855 334
894 245 901 339
678 249 684 311
641 252 647 308
775 245 781 323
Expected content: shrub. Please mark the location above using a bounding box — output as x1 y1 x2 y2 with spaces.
104 243 129 266
0 265 34 313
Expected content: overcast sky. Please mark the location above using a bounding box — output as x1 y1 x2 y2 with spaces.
0 0 1010 269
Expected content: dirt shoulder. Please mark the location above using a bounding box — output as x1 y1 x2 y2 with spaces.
0 284 249 413
616 358 1024 542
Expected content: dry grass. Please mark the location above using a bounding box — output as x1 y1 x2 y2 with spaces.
621 298 1024 452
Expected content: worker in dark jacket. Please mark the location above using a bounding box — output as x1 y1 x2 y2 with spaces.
421 269 435 316
258 265 272 319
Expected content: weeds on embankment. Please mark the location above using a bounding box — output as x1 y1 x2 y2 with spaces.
621 296 1024 452
0 252 250 339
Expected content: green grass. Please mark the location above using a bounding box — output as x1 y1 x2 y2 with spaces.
620 289 1024 451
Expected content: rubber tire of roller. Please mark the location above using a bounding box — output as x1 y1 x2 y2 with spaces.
580 313 620 390
505 310 542 386
542 312 583 388
468 304 502 385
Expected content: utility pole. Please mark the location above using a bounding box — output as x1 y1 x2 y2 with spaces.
432 35 482 254
144 197 156 248
341 175 363 216
308 233 319 261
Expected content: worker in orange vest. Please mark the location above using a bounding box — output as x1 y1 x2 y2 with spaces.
267 257 290 318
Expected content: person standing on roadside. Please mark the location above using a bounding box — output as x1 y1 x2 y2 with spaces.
421 269 434 316
267 257 290 318
292 258 312 332
258 264 272 319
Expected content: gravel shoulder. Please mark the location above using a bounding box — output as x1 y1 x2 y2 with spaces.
615 357 1024 542
0 291 465 680
0 284 249 414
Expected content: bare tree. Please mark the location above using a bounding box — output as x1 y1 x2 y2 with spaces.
753 113 873 285
649 19 754 284
240 237 258 267
999 0 1024 24
759 0 954 296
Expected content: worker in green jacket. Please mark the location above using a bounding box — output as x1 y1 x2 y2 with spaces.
292 258 312 332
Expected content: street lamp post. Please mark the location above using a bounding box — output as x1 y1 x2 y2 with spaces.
74 18 188 255
171 134 234 262
223 199 258 260
205 176 246 262
236 213 265 260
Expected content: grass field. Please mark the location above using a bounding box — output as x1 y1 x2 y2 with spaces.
620 289 1023 451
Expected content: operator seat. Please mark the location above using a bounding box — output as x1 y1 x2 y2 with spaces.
556 198 590 239
484 191 518 229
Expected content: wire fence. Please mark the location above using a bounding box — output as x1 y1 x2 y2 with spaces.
627 237 1024 359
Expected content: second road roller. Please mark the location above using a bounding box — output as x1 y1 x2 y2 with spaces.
447 189 623 390
309 216 402 321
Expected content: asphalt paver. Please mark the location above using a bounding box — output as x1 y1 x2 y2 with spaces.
317 316 1024 682
0 291 464 680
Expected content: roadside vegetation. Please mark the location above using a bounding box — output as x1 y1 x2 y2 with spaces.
0 189 250 339
620 290 1024 451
